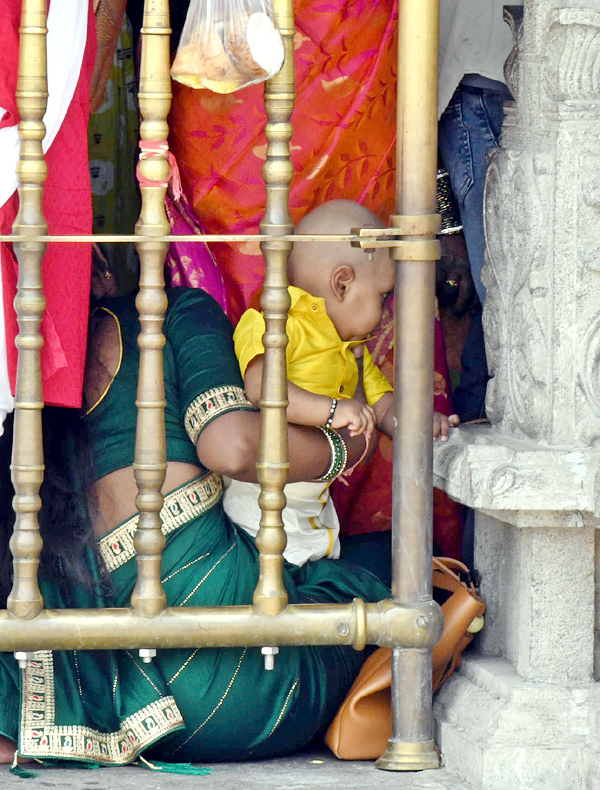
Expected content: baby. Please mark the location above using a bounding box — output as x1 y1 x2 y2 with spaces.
223 200 458 566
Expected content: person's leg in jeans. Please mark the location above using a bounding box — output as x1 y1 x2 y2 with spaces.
439 82 511 422
439 82 511 563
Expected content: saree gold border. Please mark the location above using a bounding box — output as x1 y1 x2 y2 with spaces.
19 651 183 763
130 0 173 617
8 0 49 619
99 474 223 573
376 0 442 772
84 307 124 416
184 386 253 446
252 0 296 616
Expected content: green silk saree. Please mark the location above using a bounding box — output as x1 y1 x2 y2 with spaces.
0 289 388 764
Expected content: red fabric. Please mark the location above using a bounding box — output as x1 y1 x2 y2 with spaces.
0 0 95 408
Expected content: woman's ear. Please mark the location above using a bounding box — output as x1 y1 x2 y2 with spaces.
331 265 355 302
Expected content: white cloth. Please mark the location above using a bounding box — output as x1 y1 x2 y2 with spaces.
438 0 523 117
223 479 341 567
0 0 88 436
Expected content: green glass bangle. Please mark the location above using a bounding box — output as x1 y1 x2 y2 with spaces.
315 425 348 482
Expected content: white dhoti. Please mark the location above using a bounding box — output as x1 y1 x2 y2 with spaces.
223 478 341 567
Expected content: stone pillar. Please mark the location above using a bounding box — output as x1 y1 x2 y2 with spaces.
434 427 600 789
432 2 600 788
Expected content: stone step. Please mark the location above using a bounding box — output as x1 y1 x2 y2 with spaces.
0 748 475 790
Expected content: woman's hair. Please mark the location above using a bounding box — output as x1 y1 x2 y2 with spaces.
0 406 100 607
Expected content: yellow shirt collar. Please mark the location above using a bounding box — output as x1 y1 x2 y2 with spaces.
288 285 369 347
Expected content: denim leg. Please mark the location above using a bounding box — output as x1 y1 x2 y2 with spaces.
453 311 488 421
439 84 510 421
439 84 510 304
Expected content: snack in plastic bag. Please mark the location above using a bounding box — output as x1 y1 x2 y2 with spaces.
171 0 285 94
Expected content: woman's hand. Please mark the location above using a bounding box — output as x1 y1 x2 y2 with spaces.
433 412 460 442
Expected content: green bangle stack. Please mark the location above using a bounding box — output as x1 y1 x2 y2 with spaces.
315 425 348 482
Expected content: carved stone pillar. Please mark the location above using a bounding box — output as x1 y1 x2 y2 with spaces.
485 3 600 447
433 3 600 789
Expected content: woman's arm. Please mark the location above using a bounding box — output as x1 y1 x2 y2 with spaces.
167 290 376 482
196 409 377 483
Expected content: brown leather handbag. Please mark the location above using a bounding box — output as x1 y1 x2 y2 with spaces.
324 557 485 760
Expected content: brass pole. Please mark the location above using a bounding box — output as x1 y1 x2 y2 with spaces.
8 0 49 620
377 0 441 772
130 0 172 617
252 0 296 615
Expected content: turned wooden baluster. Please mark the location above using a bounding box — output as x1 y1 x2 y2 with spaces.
130 0 172 618
253 0 296 616
8 0 49 620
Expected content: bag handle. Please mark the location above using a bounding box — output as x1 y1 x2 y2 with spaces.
433 556 477 590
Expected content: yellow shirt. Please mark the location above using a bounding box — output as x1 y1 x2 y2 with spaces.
233 286 393 406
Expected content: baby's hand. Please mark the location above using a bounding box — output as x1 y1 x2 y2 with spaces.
433 412 460 442
331 398 375 437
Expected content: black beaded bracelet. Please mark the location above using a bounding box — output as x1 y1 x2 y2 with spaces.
325 397 338 428
315 425 348 482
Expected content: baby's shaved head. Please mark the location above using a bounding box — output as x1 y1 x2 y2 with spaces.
289 200 385 293
294 199 384 237
288 200 394 342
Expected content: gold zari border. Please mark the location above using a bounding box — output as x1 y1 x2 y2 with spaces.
99 473 223 573
184 386 253 446
20 651 184 764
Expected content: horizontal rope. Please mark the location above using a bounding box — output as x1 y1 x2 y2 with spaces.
1 233 439 245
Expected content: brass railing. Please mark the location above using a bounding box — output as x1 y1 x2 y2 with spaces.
3 0 442 771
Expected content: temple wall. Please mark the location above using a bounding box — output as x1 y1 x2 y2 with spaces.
433 2 600 787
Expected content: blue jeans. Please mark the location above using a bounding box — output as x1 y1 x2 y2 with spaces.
439 82 511 421
439 82 510 303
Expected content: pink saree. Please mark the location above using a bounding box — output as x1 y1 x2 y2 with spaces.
167 0 463 558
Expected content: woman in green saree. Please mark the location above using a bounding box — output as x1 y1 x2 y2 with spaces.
0 287 388 766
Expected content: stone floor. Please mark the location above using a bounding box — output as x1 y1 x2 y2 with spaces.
0 748 474 789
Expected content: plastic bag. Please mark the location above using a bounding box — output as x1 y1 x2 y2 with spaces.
171 0 285 94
